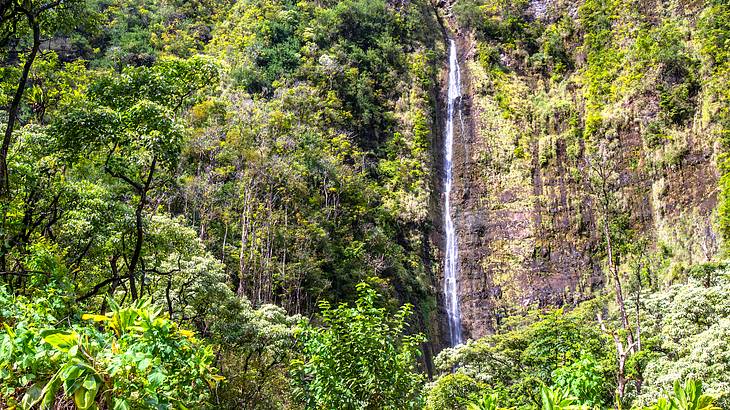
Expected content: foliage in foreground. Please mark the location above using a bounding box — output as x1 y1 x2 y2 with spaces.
0 288 221 409
429 308 615 409
291 282 426 409
427 265 730 409
462 380 720 410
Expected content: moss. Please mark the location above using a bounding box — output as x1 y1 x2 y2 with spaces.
532 18 574 78
462 0 728 337
409 50 437 90
411 111 431 155
514 144 527 159
578 0 622 141
538 134 555 167
659 81 699 126
477 42 499 71
643 121 669 148
698 1 730 246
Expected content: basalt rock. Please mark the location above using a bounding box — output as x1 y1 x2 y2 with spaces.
432 0 720 345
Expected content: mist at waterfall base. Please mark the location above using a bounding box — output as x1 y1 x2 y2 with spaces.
443 38 463 348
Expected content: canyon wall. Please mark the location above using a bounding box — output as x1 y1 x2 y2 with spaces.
434 0 722 342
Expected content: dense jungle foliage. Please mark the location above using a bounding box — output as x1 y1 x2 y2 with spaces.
1 0 730 408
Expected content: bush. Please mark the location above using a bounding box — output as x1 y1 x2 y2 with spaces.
290 282 425 409
426 373 483 410
432 309 615 408
0 290 221 409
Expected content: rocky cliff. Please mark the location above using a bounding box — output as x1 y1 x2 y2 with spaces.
434 0 723 342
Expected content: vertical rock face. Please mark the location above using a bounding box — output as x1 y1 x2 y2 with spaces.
434 0 721 343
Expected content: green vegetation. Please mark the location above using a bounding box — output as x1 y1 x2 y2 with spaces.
1 0 730 408
424 268 730 409
429 308 614 408
0 288 220 409
459 381 721 410
1 0 439 406
291 283 425 409
701 1 730 243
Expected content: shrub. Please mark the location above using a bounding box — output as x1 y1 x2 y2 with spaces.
0 290 221 409
290 282 425 409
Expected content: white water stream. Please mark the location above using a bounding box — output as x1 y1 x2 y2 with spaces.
443 38 463 347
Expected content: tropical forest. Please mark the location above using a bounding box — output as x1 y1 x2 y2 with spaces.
1 0 729 408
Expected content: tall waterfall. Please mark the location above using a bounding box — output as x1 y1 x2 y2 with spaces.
443 38 463 347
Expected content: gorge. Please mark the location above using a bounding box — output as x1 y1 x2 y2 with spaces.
1 0 730 407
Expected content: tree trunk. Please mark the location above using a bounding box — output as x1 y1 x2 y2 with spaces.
603 210 635 354
237 181 253 298
598 312 629 401
617 353 626 400
0 11 40 197
127 157 157 301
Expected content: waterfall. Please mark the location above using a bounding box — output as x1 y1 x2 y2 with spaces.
443 38 463 347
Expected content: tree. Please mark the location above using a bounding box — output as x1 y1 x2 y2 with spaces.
51 56 218 302
290 282 425 409
636 270 730 406
0 0 94 196
432 309 615 408
585 141 641 401
426 373 483 410
53 96 182 302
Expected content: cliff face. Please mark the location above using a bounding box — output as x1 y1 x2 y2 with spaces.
435 0 722 342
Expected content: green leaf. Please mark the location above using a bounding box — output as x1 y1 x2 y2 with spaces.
113 399 130 410
41 330 78 352
40 373 62 410
3 323 15 338
147 371 166 386
138 357 151 371
20 382 43 409
542 386 554 410
82 314 111 322
61 362 90 393
82 374 98 390
73 385 98 410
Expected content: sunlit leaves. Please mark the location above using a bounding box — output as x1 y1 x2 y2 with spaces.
433 310 614 407
291 282 425 409
0 288 221 409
